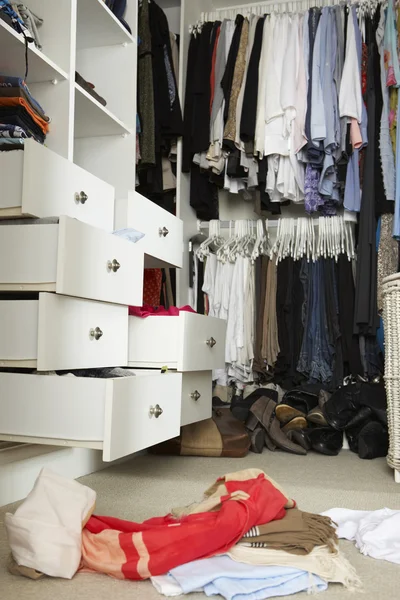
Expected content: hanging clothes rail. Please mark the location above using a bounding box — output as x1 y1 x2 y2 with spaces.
199 0 382 24
201 0 352 23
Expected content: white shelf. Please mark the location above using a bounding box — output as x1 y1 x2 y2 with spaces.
74 82 133 138
76 0 135 49
0 20 68 84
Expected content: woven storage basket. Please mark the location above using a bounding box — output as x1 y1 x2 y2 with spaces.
382 273 400 471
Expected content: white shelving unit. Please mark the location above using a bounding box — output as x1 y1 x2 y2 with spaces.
0 0 137 195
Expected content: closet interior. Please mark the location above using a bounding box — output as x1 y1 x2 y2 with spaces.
0 0 399 497
134 0 399 481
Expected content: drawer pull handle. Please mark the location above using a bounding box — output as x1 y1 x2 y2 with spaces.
89 327 103 341
75 191 88 204
107 259 121 273
190 390 201 401
206 337 217 348
149 404 163 419
159 226 169 237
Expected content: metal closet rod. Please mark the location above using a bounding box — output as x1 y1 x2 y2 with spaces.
202 0 355 18
198 218 332 229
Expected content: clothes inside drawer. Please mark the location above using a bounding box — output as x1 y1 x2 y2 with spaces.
115 191 183 268
0 371 182 461
0 139 114 230
0 293 128 371
0 216 144 305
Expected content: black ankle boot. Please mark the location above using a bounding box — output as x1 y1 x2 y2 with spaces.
308 427 343 456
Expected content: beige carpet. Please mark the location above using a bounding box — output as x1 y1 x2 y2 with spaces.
1 451 400 599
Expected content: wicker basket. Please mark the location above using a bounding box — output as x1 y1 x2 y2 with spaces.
382 273 400 471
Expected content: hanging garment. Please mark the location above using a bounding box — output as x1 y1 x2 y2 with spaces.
336 255 363 377
235 14 259 149
275 258 304 386
354 14 381 337
240 16 265 143
262 259 280 369
377 6 396 201
322 508 400 565
377 214 399 312
137 0 155 165
223 18 249 147
149 0 183 147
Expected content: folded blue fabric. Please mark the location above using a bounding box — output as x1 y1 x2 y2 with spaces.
152 555 328 600
113 228 145 243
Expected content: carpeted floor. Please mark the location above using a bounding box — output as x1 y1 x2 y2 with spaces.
1 450 400 599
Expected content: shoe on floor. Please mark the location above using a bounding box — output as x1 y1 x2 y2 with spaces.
250 397 307 456
250 426 265 454
282 416 308 433
276 389 319 425
232 388 278 422
307 406 328 427
286 429 312 452
308 427 343 456
358 421 389 460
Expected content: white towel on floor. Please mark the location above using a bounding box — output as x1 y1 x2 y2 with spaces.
322 508 400 565
5 468 96 579
151 554 327 600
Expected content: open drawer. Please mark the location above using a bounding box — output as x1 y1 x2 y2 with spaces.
115 191 183 268
0 293 128 371
0 217 144 305
127 312 226 371
0 371 182 461
0 140 114 230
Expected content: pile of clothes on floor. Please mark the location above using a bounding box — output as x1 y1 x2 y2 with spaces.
228 379 389 459
6 468 364 599
0 75 49 150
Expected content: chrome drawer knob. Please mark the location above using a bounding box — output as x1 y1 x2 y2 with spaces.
107 259 121 272
206 337 216 348
75 191 88 204
190 390 201 401
149 404 163 418
89 327 103 341
159 226 169 237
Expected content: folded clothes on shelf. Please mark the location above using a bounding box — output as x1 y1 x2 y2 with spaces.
0 75 49 149
0 107 46 144
11 3 43 49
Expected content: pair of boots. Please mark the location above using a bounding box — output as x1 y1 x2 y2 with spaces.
246 389 343 456
275 389 343 456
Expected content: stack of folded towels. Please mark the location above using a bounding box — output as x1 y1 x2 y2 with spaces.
5 468 361 600
0 75 49 150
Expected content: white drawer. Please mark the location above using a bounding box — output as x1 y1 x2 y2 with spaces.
0 293 128 370
115 191 183 268
127 312 226 371
0 371 182 461
0 139 114 230
181 371 212 426
0 217 143 305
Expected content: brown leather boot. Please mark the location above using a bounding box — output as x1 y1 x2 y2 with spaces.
250 397 307 455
